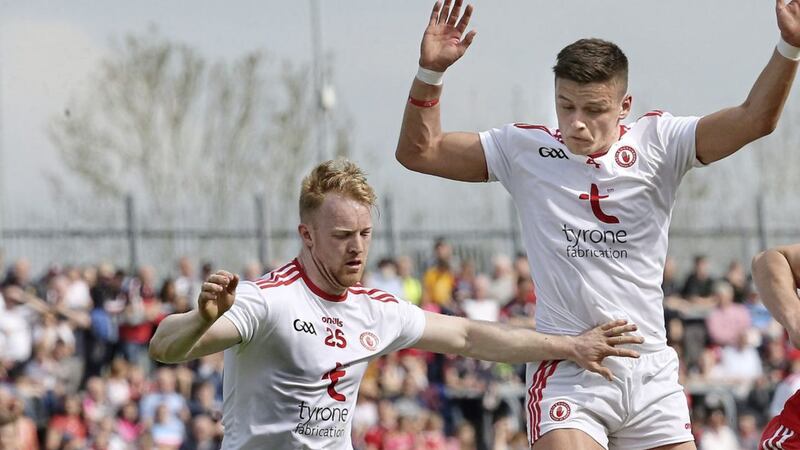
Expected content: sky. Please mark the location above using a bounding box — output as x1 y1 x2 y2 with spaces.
0 1 797 268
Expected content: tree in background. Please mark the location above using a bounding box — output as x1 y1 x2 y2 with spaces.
48 29 344 264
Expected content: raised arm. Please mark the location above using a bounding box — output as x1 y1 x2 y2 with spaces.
395 0 488 182
414 312 643 381
149 271 242 363
695 0 800 164
753 243 800 346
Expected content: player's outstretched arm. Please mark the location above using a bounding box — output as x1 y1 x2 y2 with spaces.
414 313 643 381
753 243 800 346
395 0 487 182
149 270 242 363
695 0 800 164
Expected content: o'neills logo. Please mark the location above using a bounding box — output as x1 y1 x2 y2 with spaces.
294 401 349 438
359 332 379 351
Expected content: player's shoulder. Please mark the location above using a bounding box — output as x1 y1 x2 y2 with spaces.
252 260 303 294
347 284 402 306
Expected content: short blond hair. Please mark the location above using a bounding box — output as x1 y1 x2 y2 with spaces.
299 159 377 222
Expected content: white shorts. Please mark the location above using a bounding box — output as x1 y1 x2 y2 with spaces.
526 346 694 450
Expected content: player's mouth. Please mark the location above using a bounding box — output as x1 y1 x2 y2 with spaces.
345 260 362 271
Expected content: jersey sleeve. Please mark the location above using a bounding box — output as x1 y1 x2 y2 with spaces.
221 281 271 347
382 300 427 353
656 113 705 180
479 124 517 184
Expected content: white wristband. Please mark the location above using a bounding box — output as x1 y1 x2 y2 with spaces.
777 37 800 61
416 66 444 86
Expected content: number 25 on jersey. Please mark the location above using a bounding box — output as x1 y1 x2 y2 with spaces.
324 328 347 348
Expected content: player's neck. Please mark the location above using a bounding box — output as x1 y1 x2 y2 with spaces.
297 252 348 297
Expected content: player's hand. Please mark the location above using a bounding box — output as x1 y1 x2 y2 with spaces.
198 270 239 324
569 319 644 382
420 0 477 72
778 0 800 47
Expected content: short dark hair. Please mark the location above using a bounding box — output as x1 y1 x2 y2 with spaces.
553 38 628 90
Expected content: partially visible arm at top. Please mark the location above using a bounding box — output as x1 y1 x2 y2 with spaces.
396 78 487 182
395 0 487 182
695 1 800 163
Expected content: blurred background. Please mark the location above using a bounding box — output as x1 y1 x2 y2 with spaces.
1 1 799 449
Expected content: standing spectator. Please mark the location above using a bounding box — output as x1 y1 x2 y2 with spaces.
461 274 500 322
423 239 455 306
706 282 752 347
488 255 515 305
397 256 422 305
370 258 405 298
119 266 162 370
174 257 200 309
724 260 751 304
682 255 716 306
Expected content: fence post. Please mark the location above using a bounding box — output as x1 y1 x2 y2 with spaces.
756 193 768 251
125 194 138 273
254 193 269 267
509 198 521 255
383 194 398 257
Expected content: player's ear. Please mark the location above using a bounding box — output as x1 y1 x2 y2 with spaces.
619 94 632 121
298 223 314 248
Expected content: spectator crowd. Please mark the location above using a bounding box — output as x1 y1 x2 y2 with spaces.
0 241 794 450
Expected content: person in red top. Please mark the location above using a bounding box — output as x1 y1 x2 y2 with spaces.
753 243 800 449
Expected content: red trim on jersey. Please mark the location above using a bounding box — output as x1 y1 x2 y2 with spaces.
527 360 560 443
255 261 301 289
348 287 399 303
295 259 348 302
513 123 565 144
619 124 629 139
639 110 664 119
257 271 301 290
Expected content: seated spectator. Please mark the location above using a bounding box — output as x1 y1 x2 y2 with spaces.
149 403 185 449
500 276 536 328
706 282 752 347
46 393 88 450
139 368 188 425
699 408 738 450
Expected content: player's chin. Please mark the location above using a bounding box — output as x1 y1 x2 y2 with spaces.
338 268 364 287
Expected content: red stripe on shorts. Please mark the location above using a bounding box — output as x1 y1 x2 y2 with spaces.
528 360 560 442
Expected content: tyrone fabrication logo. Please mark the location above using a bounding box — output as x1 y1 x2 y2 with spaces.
578 184 619 224
563 184 628 259
294 400 349 439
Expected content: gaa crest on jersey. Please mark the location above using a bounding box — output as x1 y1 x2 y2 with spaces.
615 146 637 168
359 332 379 351
549 401 571 421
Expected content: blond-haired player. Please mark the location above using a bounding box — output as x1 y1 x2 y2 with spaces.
150 159 643 449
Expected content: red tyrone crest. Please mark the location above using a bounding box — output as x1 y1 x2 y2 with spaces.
549 401 571 421
615 146 637 168
360 332 379 351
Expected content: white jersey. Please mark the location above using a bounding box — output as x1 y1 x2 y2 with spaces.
480 111 703 352
220 259 426 449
